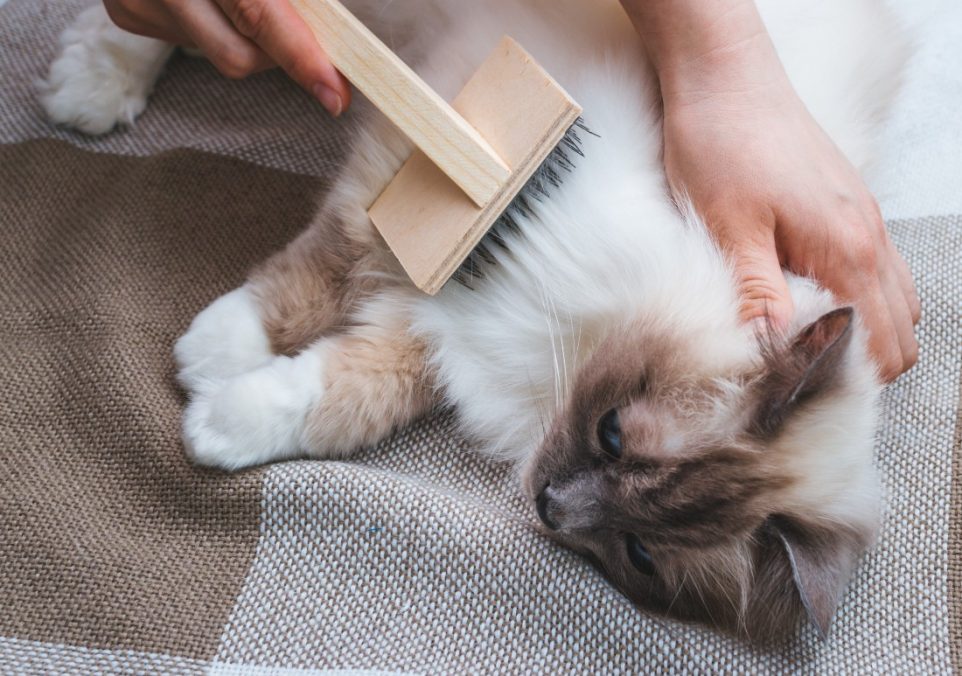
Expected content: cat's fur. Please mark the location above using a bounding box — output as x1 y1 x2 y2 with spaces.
43 0 906 642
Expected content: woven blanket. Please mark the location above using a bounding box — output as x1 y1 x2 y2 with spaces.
1 1 960 673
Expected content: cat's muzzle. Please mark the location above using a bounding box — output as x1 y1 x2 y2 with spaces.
536 487 559 530
534 477 603 533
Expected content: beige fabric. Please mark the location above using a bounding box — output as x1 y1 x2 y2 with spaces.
951 372 962 674
1 0 960 673
0 139 317 659
0 637 208 675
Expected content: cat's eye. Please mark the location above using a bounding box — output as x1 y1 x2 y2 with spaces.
625 534 655 575
597 409 622 458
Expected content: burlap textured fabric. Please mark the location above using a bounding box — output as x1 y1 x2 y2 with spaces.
2 1 960 673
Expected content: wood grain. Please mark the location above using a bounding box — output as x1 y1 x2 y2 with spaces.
368 36 582 295
290 0 509 207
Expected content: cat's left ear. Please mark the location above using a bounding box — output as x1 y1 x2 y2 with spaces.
768 519 863 641
752 307 855 437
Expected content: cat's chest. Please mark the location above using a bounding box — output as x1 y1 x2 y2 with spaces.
411 272 612 461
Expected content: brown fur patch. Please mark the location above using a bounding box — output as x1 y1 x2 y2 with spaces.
524 314 871 641
246 195 432 460
249 222 373 356
301 307 436 458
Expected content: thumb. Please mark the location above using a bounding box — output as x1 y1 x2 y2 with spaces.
729 230 795 333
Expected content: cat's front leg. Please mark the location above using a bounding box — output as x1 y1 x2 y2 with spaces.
181 349 324 470
174 286 274 394
300 295 435 458
40 4 174 135
175 178 373 397
182 293 435 470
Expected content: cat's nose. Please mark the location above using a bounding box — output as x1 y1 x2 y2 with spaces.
536 487 559 530
533 475 603 533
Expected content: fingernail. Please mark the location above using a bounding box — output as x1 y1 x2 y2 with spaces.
313 84 342 117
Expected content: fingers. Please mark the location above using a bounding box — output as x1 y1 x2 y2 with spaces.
819 209 918 383
104 0 192 44
860 206 918 381
728 226 795 333
889 241 922 324
104 0 349 116
866 197 921 326
857 271 913 383
165 0 275 77
878 261 919 377
212 0 351 115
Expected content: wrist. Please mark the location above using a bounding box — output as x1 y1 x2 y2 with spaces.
620 0 785 101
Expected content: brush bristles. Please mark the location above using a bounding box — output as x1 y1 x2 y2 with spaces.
453 117 596 289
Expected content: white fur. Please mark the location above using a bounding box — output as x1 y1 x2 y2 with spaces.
402 0 892 529
39 5 173 135
775 277 882 529
174 286 273 393
183 351 324 470
406 0 892 473
47 0 897 530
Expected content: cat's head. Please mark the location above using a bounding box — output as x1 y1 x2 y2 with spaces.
523 304 881 642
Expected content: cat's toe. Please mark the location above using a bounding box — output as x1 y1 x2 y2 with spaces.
182 352 324 471
175 287 273 394
40 60 147 135
39 6 172 135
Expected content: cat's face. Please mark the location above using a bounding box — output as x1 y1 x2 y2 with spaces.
523 308 879 642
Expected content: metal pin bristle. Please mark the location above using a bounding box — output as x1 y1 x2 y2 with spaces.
454 117 595 289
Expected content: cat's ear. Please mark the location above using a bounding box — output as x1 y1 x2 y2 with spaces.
767 518 862 641
752 307 855 437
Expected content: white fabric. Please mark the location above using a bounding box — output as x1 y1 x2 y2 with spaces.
874 0 962 219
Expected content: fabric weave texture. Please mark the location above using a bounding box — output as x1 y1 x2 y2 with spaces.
1 1 960 673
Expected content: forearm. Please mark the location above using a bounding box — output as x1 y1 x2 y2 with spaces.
619 0 784 99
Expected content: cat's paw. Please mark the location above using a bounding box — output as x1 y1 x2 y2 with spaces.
182 352 324 471
39 5 173 135
175 287 273 394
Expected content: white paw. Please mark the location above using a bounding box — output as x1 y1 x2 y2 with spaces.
183 352 324 471
175 287 273 394
39 5 173 135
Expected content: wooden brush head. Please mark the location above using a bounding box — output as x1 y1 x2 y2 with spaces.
368 37 582 295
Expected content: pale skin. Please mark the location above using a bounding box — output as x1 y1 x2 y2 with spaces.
620 0 919 382
104 0 920 381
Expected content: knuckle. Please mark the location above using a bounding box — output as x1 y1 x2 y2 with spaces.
839 199 864 225
845 231 878 271
830 189 863 219
880 360 900 383
881 345 904 381
211 46 259 79
911 297 922 324
166 0 195 13
279 51 308 80
277 51 319 86
863 194 885 225
226 0 267 39
103 1 135 31
903 341 920 371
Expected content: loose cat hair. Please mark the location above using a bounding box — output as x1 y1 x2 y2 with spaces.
42 0 907 642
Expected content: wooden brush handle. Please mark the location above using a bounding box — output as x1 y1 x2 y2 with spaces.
289 0 509 207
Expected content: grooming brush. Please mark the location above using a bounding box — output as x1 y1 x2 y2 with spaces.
290 0 585 294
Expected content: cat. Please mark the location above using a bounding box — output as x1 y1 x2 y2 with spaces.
42 0 907 642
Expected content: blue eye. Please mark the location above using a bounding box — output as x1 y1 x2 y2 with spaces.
598 409 622 458
626 534 655 575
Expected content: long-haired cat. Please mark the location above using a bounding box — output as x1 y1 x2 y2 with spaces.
42 0 906 642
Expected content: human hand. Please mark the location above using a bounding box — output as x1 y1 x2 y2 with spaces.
621 0 919 382
659 41 920 382
103 0 350 116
